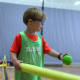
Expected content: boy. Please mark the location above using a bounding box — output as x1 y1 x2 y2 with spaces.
10 8 67 80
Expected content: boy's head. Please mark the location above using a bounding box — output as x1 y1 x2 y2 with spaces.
23 8 46 32
23 8 46 25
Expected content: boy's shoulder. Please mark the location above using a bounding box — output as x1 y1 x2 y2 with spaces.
16 33 21 37
15 33 22 39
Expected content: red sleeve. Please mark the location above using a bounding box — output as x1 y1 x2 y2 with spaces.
10 33 21 57
42 35 51 54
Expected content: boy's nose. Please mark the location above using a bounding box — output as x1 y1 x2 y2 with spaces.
40 25 43 29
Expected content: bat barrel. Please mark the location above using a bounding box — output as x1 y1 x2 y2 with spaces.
20 63 80 80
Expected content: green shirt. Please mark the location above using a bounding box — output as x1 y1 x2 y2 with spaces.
15 31 44 80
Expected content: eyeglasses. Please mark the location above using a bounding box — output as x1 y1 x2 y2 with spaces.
32 19 45 25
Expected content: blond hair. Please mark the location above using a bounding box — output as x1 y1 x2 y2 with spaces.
23 8 46 25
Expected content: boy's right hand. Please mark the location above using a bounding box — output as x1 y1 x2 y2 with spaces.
13 60 23 70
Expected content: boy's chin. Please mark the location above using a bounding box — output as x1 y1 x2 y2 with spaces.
36 30 41 32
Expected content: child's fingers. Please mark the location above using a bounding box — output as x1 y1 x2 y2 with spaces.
15 63 21 70
60 53 70 60
63 53 70 56
18 60 23 63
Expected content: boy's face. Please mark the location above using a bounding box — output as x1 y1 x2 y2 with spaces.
28 19 45 32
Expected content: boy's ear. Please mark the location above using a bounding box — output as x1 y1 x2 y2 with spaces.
28 19 33 24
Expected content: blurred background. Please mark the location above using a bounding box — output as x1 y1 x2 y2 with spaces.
0 0 80 65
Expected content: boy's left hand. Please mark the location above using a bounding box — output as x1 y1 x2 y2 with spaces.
58 53 70 60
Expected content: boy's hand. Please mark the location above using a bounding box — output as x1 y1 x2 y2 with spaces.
13 60 23 70
58 53 70 60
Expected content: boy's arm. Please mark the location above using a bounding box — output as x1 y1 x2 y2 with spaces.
41 36 68 59
10 52 18 63
10 52 22 70
48 49 60 58
48 49 69 60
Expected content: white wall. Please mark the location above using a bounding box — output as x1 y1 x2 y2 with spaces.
0 0 80 11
